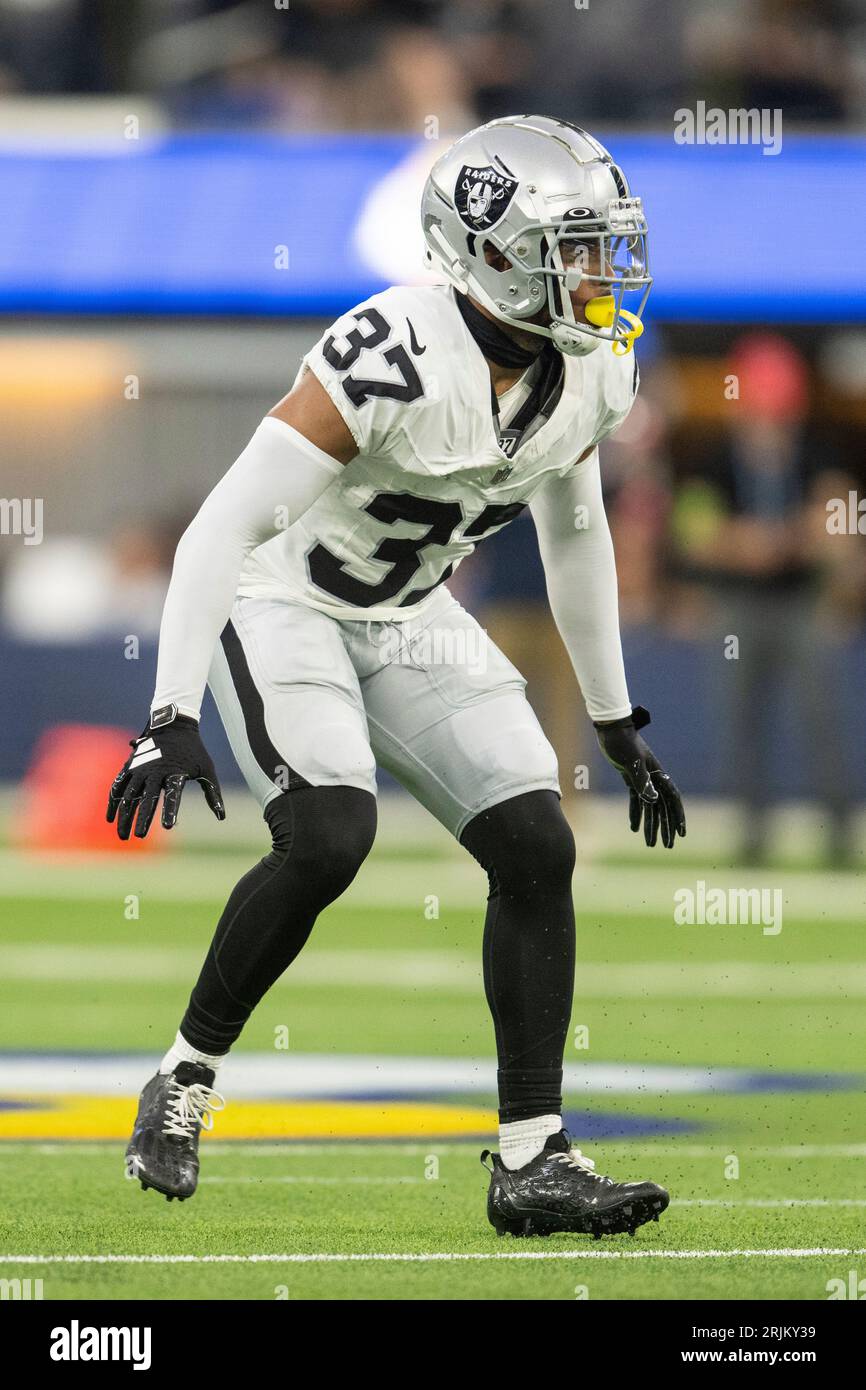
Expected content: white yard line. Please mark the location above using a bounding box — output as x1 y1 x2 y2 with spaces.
199 1176 422 1185
639 1144 866 1159
3 848 864 920
2 1141 866 1159
1 1249 865 1265
3 1148 860 1200
194 1186 866 1202
671 1199 866 1208
4 946 866 998
0 946 481 990
1 1051 853 1098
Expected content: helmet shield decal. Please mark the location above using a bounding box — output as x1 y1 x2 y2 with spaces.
455 165 518 232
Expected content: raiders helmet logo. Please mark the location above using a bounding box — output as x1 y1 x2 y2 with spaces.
455 164 518 231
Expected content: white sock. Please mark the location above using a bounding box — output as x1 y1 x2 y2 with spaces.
159 1030 226 1076
498 1114 561 1170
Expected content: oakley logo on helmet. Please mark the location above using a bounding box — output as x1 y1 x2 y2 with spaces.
455 164 518 231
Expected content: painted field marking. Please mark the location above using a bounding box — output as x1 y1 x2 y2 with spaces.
195 1183 866 1202
199 1175 422 1185
672 1198 866 1208
3 847 864 921
2 1141 866 1159
2 1249 866 1265
2 1052 857 1101
5 945 866 997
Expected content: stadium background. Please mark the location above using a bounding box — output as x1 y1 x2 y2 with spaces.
1 0 866 1301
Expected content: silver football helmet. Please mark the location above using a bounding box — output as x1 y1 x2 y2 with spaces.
421 115 652 357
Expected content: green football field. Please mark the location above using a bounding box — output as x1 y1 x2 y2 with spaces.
1 808 865 1302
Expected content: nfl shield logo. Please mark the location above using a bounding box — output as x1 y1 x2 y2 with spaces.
455 164 518 232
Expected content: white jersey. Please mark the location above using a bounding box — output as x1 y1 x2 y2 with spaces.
238 284 638 622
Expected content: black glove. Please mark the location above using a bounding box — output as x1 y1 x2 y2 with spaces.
594 705 686 850
106 703 225 841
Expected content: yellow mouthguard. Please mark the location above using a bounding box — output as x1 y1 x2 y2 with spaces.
584 295 617 327
583 296 644 355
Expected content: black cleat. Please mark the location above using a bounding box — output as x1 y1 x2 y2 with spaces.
482 1129 669 1239
125 1062 224 1201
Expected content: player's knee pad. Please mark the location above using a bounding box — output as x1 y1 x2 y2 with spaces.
264 784 377 904
461 789 575 900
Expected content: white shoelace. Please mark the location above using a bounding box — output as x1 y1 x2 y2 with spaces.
162 1080 225 1140
554 1148 598 1174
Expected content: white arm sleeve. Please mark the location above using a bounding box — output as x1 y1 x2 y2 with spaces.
530 449 632 723
151 416 344 720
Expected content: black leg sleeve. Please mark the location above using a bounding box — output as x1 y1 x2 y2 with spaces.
180 785 377 1054
461 790 576 1124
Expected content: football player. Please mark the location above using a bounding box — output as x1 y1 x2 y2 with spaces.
112 116 685 1238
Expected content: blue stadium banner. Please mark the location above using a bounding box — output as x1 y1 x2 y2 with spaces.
0 133 862 320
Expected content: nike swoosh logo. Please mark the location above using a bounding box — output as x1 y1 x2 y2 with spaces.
406 319 426 356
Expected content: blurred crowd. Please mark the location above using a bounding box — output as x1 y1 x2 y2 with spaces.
456 326 866 863
609 330 866 862
1 0 865 130
6 329 865 641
